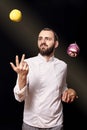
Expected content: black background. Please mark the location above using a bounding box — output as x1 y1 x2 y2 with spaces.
0 0 87 130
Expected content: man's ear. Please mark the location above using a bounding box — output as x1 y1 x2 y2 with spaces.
55 41 59 48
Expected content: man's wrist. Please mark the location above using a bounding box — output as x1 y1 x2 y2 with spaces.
18 75 27 89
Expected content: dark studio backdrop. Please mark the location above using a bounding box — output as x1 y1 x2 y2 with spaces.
0 0 87 130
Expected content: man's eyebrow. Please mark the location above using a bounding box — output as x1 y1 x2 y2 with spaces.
38 36 42 39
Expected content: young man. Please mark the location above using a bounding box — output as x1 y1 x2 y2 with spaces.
10 28 78 130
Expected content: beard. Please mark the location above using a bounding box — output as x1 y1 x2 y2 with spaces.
38 43 55 56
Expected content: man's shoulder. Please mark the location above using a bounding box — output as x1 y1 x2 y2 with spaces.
25 55 38 63
54 57 67 67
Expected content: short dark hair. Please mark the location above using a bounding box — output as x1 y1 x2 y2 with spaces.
42 28 59 42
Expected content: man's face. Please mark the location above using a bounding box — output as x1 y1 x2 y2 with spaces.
37 30 56 56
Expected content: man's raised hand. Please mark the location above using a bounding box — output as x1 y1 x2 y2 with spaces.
10 54 29 76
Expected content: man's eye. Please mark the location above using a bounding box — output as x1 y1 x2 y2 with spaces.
38 37 42 40
46 38 49 40
45 37 51 40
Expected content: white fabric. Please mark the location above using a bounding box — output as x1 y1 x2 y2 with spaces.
13 53 68 128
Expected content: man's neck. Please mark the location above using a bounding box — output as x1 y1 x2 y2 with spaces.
41 53 54 62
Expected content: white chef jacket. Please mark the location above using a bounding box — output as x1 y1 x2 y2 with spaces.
14 53 68 128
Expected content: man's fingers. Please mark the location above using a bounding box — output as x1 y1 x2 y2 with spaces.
15 54 25 67
16 55 19 66
10 62 16 71
10 54 26 73
23 62 29 71
20 54 25 63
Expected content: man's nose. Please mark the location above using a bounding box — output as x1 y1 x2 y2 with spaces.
41 38 46 43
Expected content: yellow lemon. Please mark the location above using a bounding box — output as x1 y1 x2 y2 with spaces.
9 9 22 22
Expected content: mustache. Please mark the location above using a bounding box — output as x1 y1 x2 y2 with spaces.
40 43 48 47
